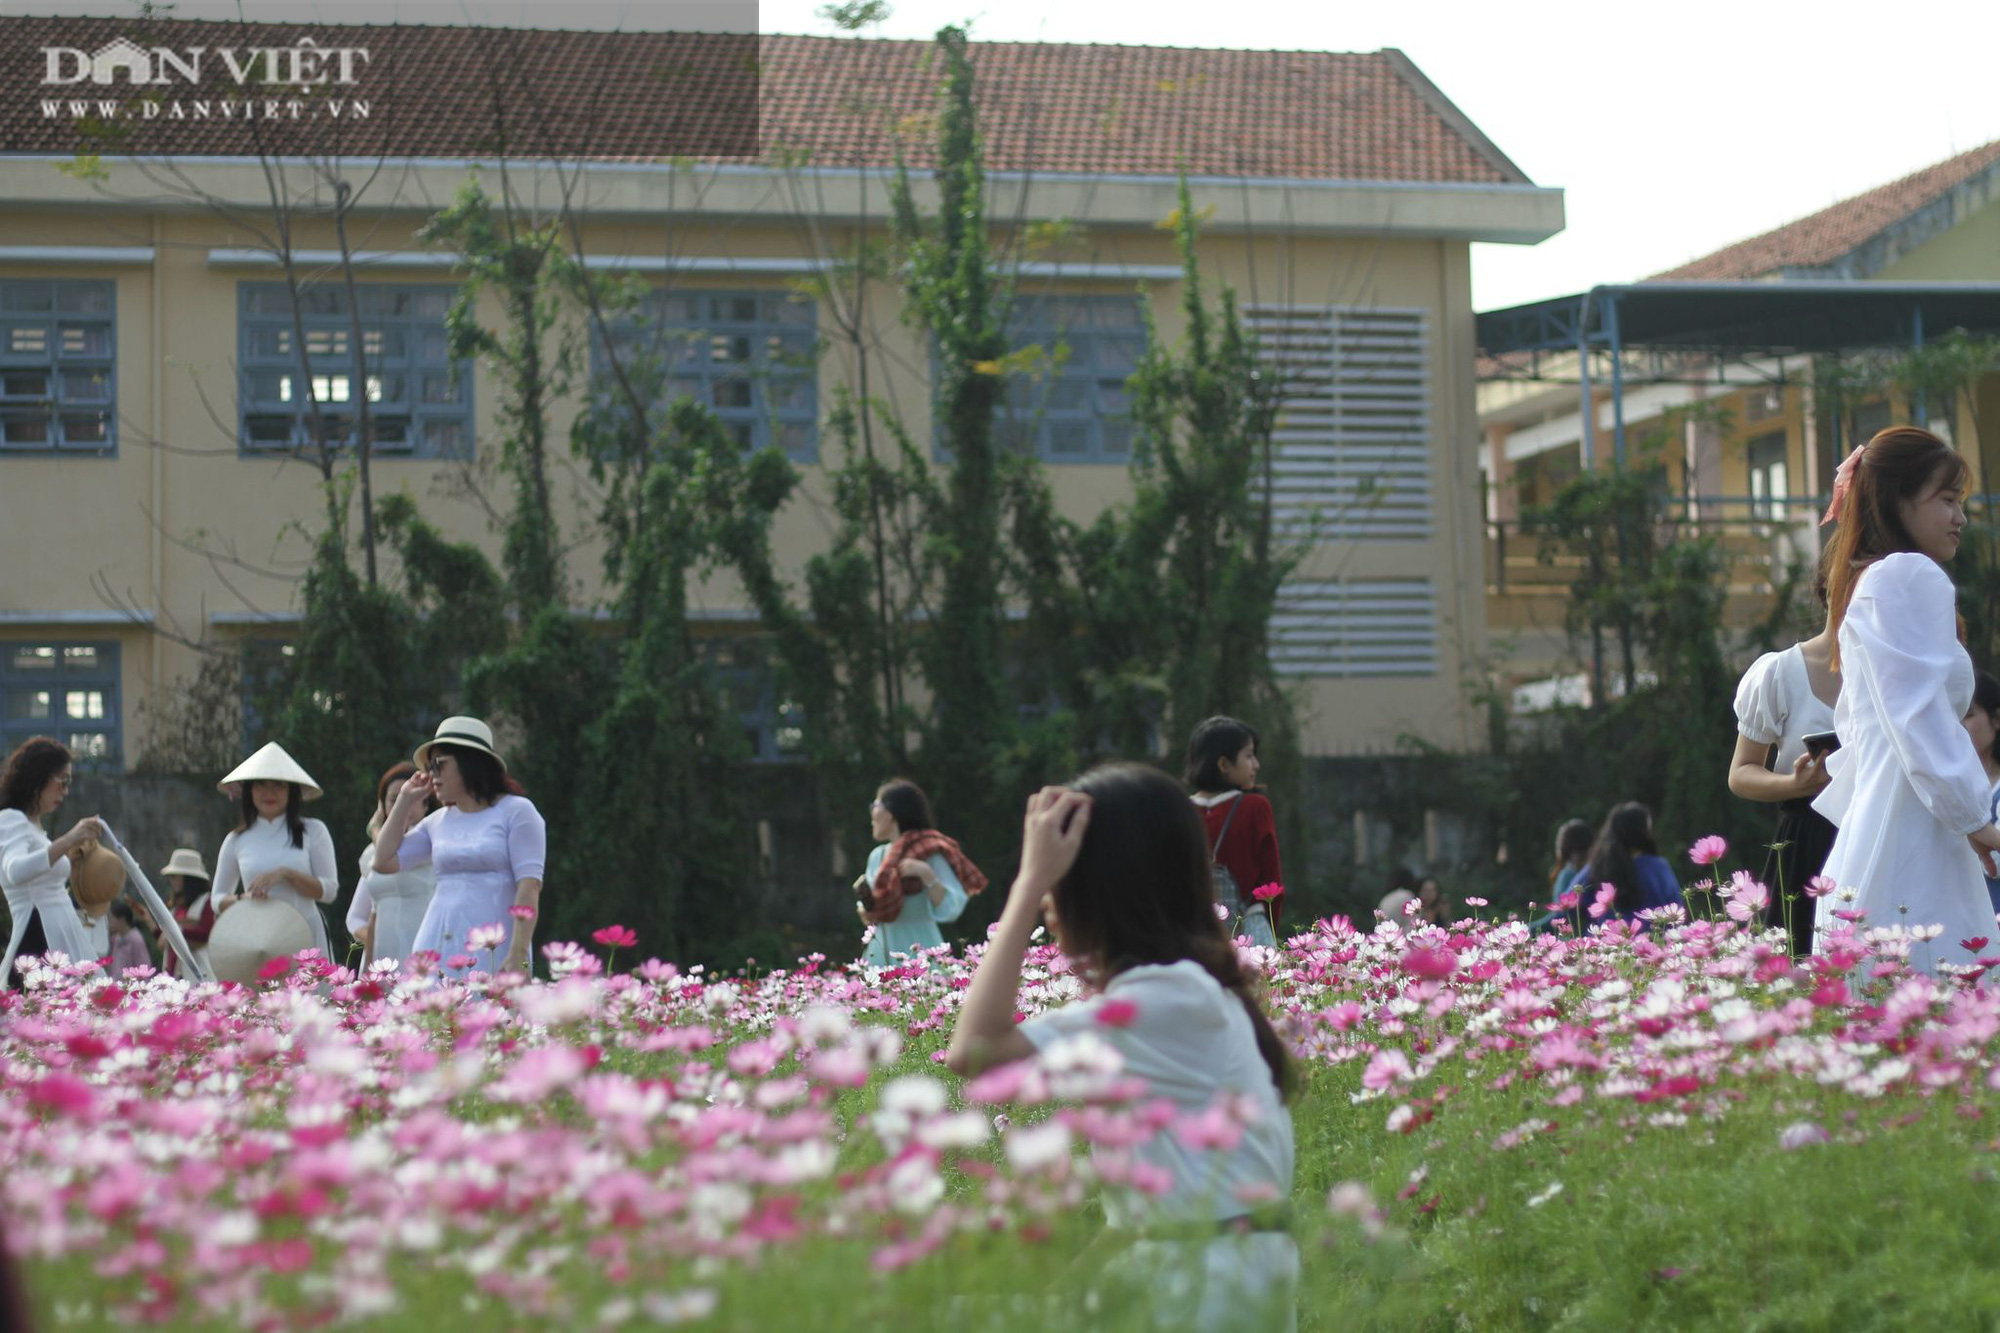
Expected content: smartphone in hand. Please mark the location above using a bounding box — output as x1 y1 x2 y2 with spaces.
1802 731 1841 758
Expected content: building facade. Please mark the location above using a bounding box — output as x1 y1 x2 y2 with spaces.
0 22 1563 766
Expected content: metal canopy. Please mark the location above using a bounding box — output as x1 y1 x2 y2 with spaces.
1475 281 2000 467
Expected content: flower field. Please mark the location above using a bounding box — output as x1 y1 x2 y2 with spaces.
8 872 2000 1330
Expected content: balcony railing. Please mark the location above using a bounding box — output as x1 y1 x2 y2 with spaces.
1486 495 1825 597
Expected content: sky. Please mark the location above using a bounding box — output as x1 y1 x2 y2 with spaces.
12 0 2000 311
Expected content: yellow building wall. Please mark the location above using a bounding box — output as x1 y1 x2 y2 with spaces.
0 189 1487 761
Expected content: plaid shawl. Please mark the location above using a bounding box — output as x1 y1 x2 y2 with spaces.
862 829 987 925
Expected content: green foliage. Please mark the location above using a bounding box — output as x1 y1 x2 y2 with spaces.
887 25 1018 866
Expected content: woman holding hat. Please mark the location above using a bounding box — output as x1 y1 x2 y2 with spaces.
376 717 545 978
0 737 107 986
157 847 216 979
209 742 337 962
348 760 438 970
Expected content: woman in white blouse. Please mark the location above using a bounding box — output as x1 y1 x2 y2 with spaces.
0 738 106 986
347 760 437 969
1728 575 1839 955
1813 427 2000 976
210 742 336 961
376 717 546 978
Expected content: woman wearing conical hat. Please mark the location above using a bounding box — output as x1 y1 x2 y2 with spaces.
0 737 108 987
157 846 215 979
375 717 546 979
209 743 336 965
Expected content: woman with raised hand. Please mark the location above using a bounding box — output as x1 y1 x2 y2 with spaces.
209 742 337 962
946 765 1297 1330
377 718 545 979
1814 427 2000 975
348 760 438 970
0 737 106 986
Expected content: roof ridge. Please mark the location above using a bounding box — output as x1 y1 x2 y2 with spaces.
1650 137 2000 282
1376 47 1531 187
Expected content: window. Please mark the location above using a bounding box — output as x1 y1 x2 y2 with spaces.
1 642 119 762
987 293 1146 462
700 637 805 763
237 639 296 750
595 292 817 459
238 282 473 457
1747 431 1789 522
0 279 115 452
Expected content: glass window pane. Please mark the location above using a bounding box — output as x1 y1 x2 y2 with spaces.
423 420 466 454
56 284 111 316
776 421 811 456
246 327 291 359
2 371 48 398
2 409 51 444
59 413 110 445
711 334 753 364
304 329 349 358
1047 421 1091 456
711 379 753 410
65 690 105 721
6 325 49 357
3 690 51 721
58 325 110 359
60 369 110 402
67 733 110 759
357 287 409 317
11 647 56 672
245 415 295 445
62 647 98 670
419 330 449 365
0 283 53 314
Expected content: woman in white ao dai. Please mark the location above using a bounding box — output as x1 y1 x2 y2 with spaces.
1809 429 2000 978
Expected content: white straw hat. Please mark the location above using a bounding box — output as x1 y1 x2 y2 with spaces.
159 848 211 881
208 898 314 984
218 742 323 801
414 716 507 772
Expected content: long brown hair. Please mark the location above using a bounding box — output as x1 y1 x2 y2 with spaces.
1823 426 1970 671
0 737 69 816
1048 763 1293 1097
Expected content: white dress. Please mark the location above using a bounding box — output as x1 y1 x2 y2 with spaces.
396 795 546 977
1020 961 1298 1331
1813 553 1998 974
1734 644 1837 771
347 842 437 969
209 816 337 960
0 809 95 979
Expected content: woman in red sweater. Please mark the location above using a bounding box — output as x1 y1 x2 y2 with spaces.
1185 716 1283 947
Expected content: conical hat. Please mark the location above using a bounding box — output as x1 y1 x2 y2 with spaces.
218 743 322 801
207 898 314 984
71 842 126 910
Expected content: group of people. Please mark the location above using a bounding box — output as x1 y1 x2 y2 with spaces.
0 715 548 987
1534 426 2000 976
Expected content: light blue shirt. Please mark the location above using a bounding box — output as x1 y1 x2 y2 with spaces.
860 845 967 967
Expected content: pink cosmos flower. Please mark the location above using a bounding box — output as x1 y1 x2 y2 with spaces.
1804 875 1837 899
1399 948 1458 980
1250 883 1283 902
466 924 507 952
256 956 295 983
1726 877 1770 923
1688 835 1728 866
593 925 639 949
1587 885 1617 920
508 904 536 921
1778 1121 1830 1150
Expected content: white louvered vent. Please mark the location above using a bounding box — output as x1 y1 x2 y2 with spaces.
1244 306 1432 540
1269 579 1438 678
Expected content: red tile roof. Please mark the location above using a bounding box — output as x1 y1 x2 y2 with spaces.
756 36 1530 184
0 15 1530 185
1651 138 2000 282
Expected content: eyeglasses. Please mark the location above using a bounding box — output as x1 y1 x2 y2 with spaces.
869 800 886 812
426 756 450 775
51 775 72 791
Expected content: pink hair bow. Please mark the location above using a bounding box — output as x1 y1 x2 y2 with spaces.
1821 444 1865 526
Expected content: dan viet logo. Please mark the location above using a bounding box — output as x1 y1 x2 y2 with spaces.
39 36 374 122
